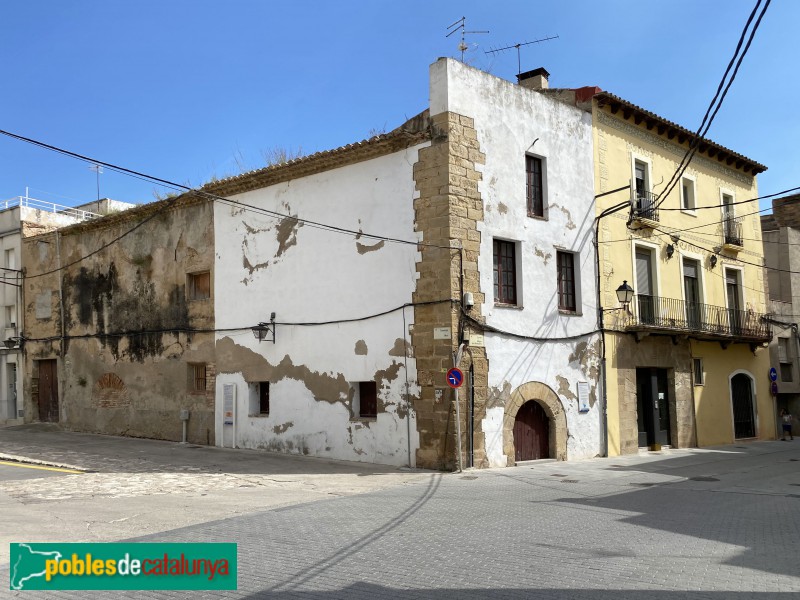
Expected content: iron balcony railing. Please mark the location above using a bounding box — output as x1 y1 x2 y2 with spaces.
631 190 659 223
723 216 743 247
628 294 771 342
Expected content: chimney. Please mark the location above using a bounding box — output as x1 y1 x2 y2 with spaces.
517 67 550 90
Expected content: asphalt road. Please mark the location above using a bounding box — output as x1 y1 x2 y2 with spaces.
0 460 80 482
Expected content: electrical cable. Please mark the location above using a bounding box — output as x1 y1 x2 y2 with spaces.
654 0 770 210
21 299 455 343
0 127 458 281
658 184 800 211
461 310 601 343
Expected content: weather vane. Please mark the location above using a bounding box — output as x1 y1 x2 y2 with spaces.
485 36 559 74
446 17 489 62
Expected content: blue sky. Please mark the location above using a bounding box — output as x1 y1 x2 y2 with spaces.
1 1 796 212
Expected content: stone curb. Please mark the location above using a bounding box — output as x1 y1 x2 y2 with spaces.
0 453 89 472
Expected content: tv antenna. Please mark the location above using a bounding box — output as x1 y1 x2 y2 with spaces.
446 17 489 62
88 164 103 201
485 36 559 74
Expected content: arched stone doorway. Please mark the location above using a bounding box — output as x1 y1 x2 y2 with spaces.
504 381 567 464
513 400 550 461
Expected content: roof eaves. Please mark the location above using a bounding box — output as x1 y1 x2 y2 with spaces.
595 92 766 175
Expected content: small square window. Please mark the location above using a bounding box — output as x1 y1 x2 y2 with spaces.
526 156 545 218
693 358 704 385
493 240 517 305
556 251 577 312
359 381 377 418
188 363 207 392
187 271 211 300
681 178 695 211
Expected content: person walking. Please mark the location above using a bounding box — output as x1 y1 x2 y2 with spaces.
780 408 794 441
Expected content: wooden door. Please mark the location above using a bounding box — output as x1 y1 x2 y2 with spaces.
37 359 59 422
513 401 549 461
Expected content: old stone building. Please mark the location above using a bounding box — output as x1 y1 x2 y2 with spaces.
20 59 604 469
22 195 215 444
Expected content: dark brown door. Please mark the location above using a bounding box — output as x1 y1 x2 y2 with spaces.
37 360 59 422
513 400 549 461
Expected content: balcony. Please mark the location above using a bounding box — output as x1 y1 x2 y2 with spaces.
625 294 771 344
723 216 744 249
630 191 659 226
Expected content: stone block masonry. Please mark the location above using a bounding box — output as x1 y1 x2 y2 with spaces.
412 111 489 470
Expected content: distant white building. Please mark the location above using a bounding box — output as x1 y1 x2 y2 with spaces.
0 194 135 424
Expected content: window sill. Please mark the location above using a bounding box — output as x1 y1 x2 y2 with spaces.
527 214 548 221
495 303 523 310
680 209 698 217
188 390 207 395
350 416 377 422
558 309 582 317
187 297 211 302
248 413 270 418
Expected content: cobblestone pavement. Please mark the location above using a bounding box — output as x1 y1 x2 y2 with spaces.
3 439 799 599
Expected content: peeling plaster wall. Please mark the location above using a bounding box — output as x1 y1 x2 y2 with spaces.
430 59 602 462
21 199 216 444
213 147 426 466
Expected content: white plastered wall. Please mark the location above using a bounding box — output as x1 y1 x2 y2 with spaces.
213 145 427 466
431 59 602 464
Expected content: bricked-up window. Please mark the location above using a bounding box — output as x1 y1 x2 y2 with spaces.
493 240 517 305
188 363 207 392
359 381 377 418
526 156 544 218
259 382 270 415
557 251 577 312
187 271 211 300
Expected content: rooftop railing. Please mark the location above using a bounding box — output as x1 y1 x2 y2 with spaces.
0 195 100 221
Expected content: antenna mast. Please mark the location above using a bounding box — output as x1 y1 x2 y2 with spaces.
446 16 489 62
89 164 103 201
485 35 559 74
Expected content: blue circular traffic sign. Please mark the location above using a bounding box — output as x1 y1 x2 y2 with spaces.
446 367 464 389
769 367 778 382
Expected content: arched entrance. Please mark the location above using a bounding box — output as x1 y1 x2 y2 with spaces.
731 373 756 439
503 381 568 463
513 400 549 461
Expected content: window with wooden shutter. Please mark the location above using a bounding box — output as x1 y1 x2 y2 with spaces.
187 271 211 300
188 363 207 392
493 240 517 305
557 251 576 312
526 156 544 218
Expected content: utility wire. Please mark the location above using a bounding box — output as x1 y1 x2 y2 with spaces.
462 311 601 343
658 184 800 211
0 127 459 280
21 299 455 343
654 0 770 210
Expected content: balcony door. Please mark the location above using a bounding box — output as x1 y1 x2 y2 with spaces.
635 248 656 324
726 269 743 334
683 259 701 329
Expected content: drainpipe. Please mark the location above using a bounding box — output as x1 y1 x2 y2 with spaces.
593 188 631 457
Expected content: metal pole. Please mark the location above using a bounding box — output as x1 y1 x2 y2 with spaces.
453 343 465 472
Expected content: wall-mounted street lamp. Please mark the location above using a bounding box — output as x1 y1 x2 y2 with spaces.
601 280 635 315
666 244 675 259
615 280 634 310
710 255 718 268
3 336 23 349
252 312 276 344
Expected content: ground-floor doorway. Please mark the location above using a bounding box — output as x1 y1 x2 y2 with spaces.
731 373 756 439
37 359 59 422
636 368 671 449
513 400 549 461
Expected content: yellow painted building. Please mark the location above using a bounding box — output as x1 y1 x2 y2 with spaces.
586 92 774 455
